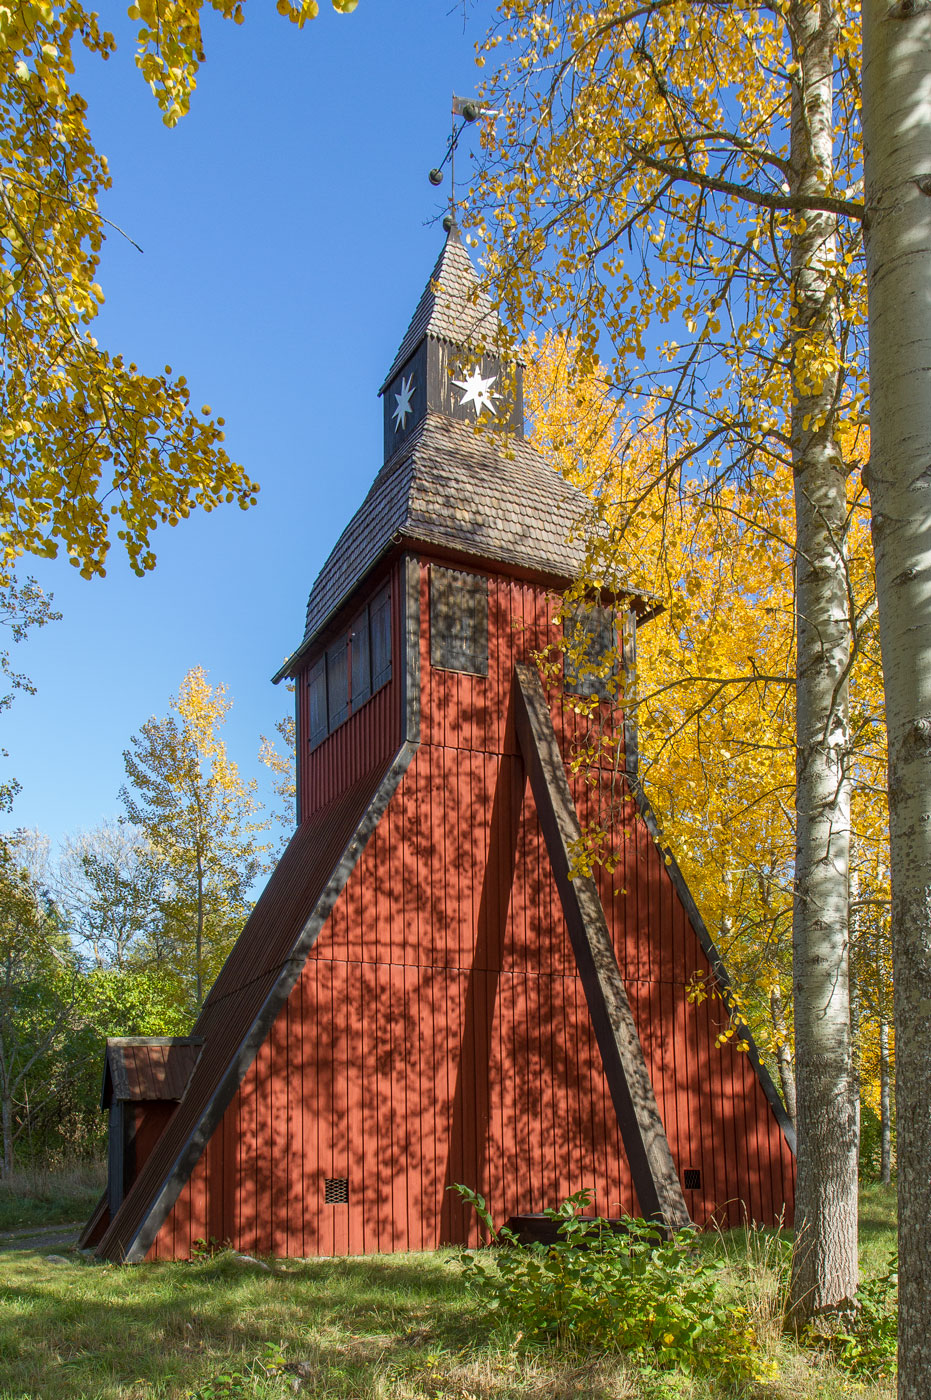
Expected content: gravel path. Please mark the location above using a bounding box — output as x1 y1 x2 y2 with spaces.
0 1221 83 1253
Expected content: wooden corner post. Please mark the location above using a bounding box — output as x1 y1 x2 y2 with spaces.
513 663 690 1229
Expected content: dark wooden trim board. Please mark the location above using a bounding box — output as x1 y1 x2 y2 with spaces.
401 551 421 744
513 663 691 1229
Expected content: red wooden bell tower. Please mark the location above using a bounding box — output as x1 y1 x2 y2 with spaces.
88 225 795 1261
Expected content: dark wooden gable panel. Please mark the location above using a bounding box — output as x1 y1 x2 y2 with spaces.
430 566 489 677
564 603 618 699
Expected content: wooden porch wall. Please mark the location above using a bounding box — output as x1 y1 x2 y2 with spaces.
148 565 794 1259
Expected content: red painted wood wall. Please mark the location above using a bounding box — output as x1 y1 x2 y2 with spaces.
147 558 794 1259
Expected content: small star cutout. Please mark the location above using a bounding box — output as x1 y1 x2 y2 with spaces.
452 366 498 417
392 374 415 431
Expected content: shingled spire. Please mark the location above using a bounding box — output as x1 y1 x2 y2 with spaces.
275 227 582 675
378 221 523 460
381 221 500 386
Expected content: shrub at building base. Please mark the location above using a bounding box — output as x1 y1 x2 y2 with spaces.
805 1255 898 1381
453 1186 769 1384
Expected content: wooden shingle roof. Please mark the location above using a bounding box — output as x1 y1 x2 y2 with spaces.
296 414 591 656
379 224 501 392
102 1038 203 1107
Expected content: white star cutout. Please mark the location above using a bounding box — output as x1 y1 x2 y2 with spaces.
392 373 415 431
452 366 498 417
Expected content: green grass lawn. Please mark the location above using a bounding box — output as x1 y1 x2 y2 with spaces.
0 1184 898 1400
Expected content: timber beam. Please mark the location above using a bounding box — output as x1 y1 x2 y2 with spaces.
513 663 691 1230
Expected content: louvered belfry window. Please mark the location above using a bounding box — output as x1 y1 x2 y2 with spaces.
430 566 488 676
308 657 328 749
370 584 392 690
307 583 392 750
326 636 350 729
564 603 618 699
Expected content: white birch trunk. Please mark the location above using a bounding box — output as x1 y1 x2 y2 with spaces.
879 1014 892 1186
786 0 859 1324
770 984 798 1126
862 2 931 1390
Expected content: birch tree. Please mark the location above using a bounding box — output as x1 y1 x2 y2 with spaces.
526 334 886 1141
57 821 165 969
861 2 931 1391
0 1 356 580
121 666 268 1011
472 0 866 1319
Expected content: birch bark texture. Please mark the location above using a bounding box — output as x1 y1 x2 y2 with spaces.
786 0 858 1324
471 0 867 1321
862 1 931 1392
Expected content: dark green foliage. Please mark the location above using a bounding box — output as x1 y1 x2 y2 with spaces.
453 1186 765 1383
809 1256 898 1380
9 963 191 1169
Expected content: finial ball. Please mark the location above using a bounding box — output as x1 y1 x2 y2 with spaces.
428 168 444 187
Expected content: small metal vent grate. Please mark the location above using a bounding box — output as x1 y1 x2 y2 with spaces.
683 1168 701 1191
324 1177 349 1204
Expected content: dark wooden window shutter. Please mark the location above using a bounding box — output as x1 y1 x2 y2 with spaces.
370 585 392 691
307 583 392 748
327 638 350 729
308 657 327 750
564 604 617 699
351 610 371 710
430 566 488 676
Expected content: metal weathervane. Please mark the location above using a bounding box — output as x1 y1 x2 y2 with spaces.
428 93 498 229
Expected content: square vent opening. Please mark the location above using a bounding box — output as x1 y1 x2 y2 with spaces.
324 1177 349 1204
683 1168 702 1191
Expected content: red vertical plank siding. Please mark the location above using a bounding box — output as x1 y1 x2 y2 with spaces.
285 993 302 1258
147 558 792 1262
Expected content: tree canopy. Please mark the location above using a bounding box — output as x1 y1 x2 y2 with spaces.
121 665 269 1009
0 1 355 579
471 0 868 1321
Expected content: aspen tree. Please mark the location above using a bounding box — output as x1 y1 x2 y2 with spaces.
526 334 886 1152
120 667 269 1011
0 1 355 579
471 3 867 1316
861 1 931 1391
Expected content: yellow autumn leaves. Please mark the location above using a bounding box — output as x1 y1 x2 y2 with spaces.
471 0 867 470
0 1 354 580
524 335 889 1097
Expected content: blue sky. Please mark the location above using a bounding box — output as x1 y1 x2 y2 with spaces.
3 2 482 850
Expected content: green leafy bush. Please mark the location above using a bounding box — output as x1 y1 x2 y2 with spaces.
813 1255 898 1379
453 1186 768 1384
